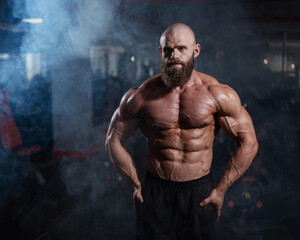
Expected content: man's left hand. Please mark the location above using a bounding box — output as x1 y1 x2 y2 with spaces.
200 188 225 219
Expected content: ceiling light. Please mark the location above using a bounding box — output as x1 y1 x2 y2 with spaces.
22 18 43 24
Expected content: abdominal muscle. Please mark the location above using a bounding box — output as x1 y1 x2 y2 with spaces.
145 126 215 181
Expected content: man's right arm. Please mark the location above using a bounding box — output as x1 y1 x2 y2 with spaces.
105 88 143 193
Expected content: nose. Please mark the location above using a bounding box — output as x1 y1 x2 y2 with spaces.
170 49 179 59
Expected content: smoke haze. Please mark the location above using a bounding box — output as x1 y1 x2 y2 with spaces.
0 0 299 239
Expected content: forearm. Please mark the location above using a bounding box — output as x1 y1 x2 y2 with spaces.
105 139 141 188
217 139 258 193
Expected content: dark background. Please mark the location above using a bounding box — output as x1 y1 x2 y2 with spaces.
0 0 299 239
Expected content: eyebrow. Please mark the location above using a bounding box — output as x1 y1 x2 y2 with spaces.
163 45 187 50
176 45 187 49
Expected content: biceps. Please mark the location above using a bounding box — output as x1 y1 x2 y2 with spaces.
218 107 256 142
115 118 139 142
106 110 139 142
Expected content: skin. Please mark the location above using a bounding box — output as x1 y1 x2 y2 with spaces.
105 23 258 219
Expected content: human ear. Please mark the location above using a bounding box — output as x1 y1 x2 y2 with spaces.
194 44 201 58
159 46 162 55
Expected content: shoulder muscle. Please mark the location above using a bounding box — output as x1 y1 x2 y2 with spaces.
119 87 143 120
209 84 242 117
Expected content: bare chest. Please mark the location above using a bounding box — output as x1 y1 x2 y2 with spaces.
141 87 217 129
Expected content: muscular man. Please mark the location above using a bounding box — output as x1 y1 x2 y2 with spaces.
105 23 258 240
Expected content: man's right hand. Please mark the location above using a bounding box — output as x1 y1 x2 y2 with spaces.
133 185 144 214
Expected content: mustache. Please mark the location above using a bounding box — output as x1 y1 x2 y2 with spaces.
166 60 184 67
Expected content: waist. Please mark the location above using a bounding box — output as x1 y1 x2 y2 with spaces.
145 170 212 189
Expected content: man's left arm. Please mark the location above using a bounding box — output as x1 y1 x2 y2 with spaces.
200 85 259 219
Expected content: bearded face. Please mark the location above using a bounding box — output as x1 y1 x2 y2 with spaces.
161 54 195 88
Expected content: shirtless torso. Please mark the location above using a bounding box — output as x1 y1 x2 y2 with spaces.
138 71 218 181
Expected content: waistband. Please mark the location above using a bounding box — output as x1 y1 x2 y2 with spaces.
145 170 212 189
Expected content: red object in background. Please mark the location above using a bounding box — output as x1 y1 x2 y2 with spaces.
0 88 105 161
256 201 263 208
228 200 235 208
243 208 248 213
0 88 41 156
0 89 22 149
53 142 105 160
242 176 255 182
16 146 41 156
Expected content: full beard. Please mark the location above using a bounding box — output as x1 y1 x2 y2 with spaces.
161 55 195 88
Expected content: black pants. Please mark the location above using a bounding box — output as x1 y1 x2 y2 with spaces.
135 171 217 240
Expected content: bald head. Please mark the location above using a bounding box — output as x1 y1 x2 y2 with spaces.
160 23 196 47
159 23 200 88
159 22 200 67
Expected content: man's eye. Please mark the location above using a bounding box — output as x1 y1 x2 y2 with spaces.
179 47 185 51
